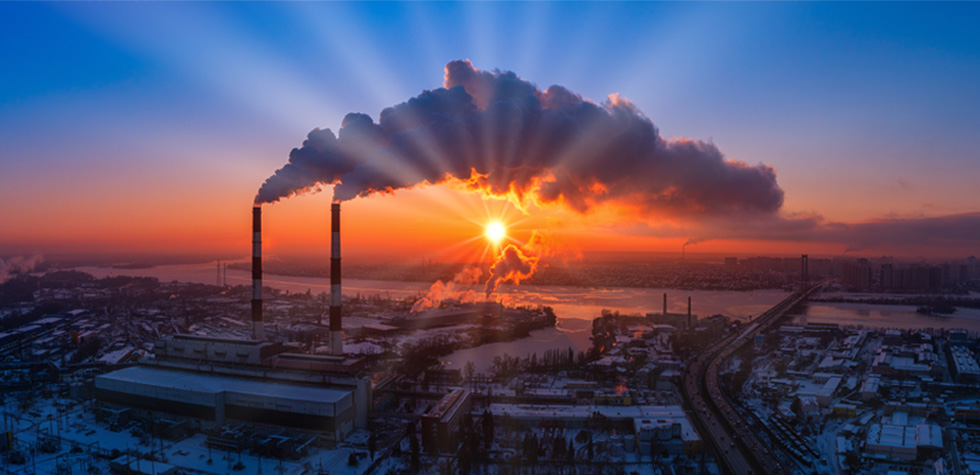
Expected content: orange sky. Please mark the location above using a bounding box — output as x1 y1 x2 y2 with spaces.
0 179 845 260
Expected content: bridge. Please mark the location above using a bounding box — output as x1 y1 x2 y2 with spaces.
682 283 823 475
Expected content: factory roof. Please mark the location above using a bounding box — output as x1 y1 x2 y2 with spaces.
866 423 942 450
426 388 471 423
487 404 699 442
950 346 980 375
172 334 268 345
867 424 916 449
99 365 351 404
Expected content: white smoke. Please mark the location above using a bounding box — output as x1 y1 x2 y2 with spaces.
411 266 484 313
0 254 44 283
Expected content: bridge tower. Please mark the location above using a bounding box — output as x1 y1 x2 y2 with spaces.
801 254 809 290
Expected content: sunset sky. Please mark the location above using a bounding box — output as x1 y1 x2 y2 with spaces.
2 2 979 261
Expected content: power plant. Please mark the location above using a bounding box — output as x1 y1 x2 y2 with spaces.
647 293 698 330
93 202 369 442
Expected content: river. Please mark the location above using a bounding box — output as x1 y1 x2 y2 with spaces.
72 262 980 373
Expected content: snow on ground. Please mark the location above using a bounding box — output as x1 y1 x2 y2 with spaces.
3 396 375 475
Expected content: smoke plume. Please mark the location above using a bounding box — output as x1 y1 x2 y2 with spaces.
256 59 784 220
484 232 554 298
411 266 483 313
0 254 43 283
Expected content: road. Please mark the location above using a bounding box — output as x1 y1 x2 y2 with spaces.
682 283 823 475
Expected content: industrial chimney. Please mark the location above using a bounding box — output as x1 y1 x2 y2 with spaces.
252 206 265 340
329 203 344 355
687 296 692 329
663 293 667 315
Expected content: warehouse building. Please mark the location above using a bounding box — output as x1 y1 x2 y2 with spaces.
96 366 356 439
95 334 371 441
864 423 942 461
486 403 700 455
421 388 472 453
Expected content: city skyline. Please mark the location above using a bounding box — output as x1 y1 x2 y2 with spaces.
2 2 979 260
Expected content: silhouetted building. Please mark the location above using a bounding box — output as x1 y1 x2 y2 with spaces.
841 259 872 291
724 257 738 270
880 264 942 292
421 388 472 453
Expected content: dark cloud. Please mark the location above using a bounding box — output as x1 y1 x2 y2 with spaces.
256 59 785 220
834 212 980 253
628 211 980 256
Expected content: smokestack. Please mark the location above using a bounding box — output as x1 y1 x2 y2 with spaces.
663 293 667 315
252 206 265 340
687 296 692 329
329 203 343 355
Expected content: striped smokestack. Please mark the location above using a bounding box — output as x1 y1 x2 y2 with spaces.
252 206 265 340
329 202 343 355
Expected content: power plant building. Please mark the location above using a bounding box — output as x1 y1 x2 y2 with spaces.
96 366 356 439
95 335 371 441
94 202 370 441
647 294 697 330
421 388 473 453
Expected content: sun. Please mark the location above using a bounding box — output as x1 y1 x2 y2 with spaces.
485 221 506 245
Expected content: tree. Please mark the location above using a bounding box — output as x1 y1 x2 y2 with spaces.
368 432 377 460
482 410 495 449
552 435 565 460
463 361 475 383
844 450 861 470
410 433 420 473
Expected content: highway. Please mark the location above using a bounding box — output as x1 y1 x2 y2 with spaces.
682 283 823 475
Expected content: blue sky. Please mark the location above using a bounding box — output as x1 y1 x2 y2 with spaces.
1 2 979 256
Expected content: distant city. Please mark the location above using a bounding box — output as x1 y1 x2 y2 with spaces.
2 253 979 475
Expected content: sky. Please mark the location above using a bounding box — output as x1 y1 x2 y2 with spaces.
1 2 979 262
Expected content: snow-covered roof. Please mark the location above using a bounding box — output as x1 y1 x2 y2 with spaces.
98 366 351 404
486 404 699 442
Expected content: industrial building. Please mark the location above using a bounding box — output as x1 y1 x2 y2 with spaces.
421 388 472 453
947 345 980 383
96 334 371 440
96 366 356 438
634 407 702 456
486 404 701 456
864 423 942 461
646 294 698 330
94 202 371 441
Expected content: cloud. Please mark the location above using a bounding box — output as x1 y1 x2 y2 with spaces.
256 59 785 223
623 211 980 256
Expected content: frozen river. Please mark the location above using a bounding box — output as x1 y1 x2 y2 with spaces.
789 301 980 333
72 262 980 373
72 261 790 324
73 261 786 372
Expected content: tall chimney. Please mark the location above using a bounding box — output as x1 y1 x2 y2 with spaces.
663 293 667 315
329 203 344 355
687 296 692 329
252 206 265 340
